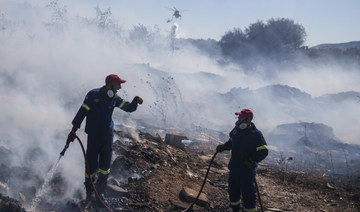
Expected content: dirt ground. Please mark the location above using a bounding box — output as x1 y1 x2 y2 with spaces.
1 129 359 212
93 130 360 212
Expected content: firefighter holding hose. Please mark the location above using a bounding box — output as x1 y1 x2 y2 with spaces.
66 74 143 201
217 109 268 212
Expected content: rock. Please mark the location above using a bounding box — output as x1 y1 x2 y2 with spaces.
18 192 26 202
128 173 142 183
0 193 26 212
267 208 282 211
165 148 177 163
165 134 188 150
179 187 210 208
0 181 8 191
108 177 121 187
107 184 128 195
326 183 336 190
150 164 160 170
156 133 164 144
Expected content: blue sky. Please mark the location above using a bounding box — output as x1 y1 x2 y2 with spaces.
61 0 360 47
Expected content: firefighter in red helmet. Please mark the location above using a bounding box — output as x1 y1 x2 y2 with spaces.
67 74 143 200
217 109 268 212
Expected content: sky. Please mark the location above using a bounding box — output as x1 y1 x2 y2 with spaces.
58 0 360 47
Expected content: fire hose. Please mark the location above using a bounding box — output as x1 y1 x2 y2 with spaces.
60 135 113 212
182 151 218 212
60 138 264 212
182 150 264 212
255 176 264 212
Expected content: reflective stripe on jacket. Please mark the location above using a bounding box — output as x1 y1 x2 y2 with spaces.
224 123 268 171
72 86 137 137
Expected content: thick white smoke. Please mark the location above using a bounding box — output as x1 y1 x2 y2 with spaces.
0 0 359 204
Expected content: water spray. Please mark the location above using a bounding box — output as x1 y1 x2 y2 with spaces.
60 134 113 212
28 155 63 212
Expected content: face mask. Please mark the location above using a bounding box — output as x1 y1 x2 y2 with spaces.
239 122 248 130
238 118 248 130
107 83 116 98
107 89 114 98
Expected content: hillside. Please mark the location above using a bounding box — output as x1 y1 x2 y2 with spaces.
1 127 359 212
311 41 360 50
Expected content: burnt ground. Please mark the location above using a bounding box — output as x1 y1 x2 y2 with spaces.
1 129 360 212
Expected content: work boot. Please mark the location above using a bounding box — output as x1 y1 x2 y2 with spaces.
95 174 108 195
94 194 110 208
83 192 96 210
230 205 240 212
85 191 95 202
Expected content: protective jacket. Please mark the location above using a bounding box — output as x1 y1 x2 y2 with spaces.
71 86 138 195
72 86 137 137
224 123 268 171
223 123 268 211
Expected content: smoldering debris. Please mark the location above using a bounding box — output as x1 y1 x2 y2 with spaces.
267 122 360 179
1 124 360 211
0 193 26 212
1 1 360 211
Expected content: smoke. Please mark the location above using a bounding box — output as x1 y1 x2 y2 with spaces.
1 0 359 204
278 64 360 97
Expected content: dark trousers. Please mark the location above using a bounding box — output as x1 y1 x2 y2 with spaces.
228 167 257 211
84 133 113 195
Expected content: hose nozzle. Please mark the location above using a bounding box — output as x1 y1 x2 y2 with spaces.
60 142 70 156
61 131 77 156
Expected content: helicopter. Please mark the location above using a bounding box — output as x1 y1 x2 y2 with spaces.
167 7 182 23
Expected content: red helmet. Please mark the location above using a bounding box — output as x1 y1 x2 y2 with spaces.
105 74 126 85
235 109 253 120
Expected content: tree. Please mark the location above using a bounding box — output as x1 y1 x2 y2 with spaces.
219 18 307 63
95 5 113 29
219 28 248 59
265 18 306 51
45 0 68 32
245 20 268 52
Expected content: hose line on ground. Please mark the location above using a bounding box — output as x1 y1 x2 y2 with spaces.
254 176 264 212
75 135 113 212
182 151 218 212
61 136 113 212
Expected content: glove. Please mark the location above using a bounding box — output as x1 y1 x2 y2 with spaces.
216 144 225 153
243 157 255 169
134 96 143 104
67 131 77 143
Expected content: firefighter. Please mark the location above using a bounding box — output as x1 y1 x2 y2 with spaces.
216 109 268 212
66 74 143 200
